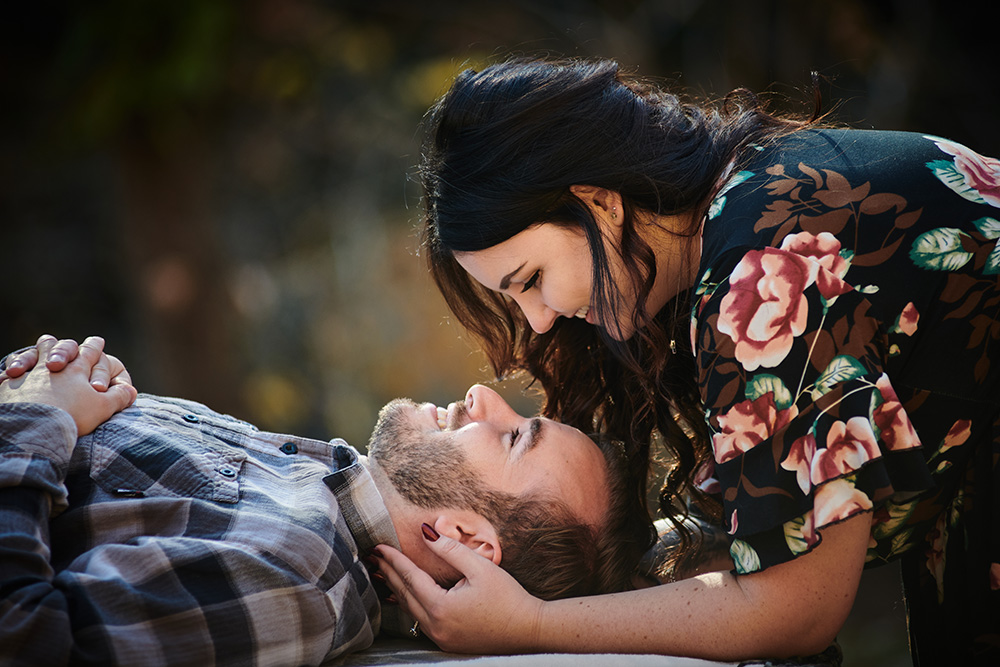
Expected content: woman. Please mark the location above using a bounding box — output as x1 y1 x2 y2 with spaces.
374 57 1000 664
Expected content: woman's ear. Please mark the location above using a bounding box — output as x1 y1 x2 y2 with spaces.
432 512 502 565
569 185 623 227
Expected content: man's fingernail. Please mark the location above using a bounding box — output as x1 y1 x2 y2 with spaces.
421 523 440 542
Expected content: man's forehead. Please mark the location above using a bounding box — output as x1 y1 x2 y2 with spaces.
529 421 609 522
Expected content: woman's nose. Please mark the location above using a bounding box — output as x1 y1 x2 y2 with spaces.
517 296 558 334
464 384 518 422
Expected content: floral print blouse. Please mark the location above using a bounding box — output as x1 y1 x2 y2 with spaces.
692 128 999 661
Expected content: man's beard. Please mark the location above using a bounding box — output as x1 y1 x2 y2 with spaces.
367 398 486 511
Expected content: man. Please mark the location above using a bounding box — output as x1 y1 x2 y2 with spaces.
0 336 649 666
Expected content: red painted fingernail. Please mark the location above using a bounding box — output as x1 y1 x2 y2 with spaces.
384 594 398 605
421 523 440 542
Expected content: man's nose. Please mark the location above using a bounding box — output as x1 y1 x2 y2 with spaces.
464 384 519 423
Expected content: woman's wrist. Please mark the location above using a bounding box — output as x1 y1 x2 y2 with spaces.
523 597 549 652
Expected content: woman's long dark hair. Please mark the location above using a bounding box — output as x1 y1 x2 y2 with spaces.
420 57 815 570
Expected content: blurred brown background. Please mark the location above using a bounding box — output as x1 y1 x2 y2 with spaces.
2 1 994 664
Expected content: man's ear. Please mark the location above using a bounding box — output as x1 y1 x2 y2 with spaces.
432 511 502 565
569 185 623 227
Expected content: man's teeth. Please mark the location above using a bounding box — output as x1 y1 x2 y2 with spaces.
436 407 448 429
574 306 589 319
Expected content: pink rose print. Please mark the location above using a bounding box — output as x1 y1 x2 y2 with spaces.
781 434 817 495
782 416 883 495
872 374 921 451
717 247 819 371
896 302 919 336
693 460 721 495
690 316 697 359
713 393 799 464
939 419 972 455
779 231 853 300
813 478 873 527
811 417 881 485
930 137 1000 208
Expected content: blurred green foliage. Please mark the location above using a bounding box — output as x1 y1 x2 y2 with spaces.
43 0 232 149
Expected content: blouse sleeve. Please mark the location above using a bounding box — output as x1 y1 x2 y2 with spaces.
692 235 932 574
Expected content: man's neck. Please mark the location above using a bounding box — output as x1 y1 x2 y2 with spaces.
361 456 413 554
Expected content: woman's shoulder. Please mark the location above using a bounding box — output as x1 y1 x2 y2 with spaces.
702 128 997 261
754 127 961 172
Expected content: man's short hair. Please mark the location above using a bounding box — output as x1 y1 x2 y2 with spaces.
483 434 655 600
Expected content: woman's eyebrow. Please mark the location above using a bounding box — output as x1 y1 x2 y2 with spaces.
499 262 527 290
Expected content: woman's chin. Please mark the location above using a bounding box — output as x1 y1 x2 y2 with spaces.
583 307 640 341
600 321 636 341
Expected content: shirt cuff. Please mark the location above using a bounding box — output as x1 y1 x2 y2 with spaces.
0 402 77 479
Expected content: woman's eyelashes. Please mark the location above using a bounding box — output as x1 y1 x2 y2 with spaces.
509 428 520 448
520 270 540 292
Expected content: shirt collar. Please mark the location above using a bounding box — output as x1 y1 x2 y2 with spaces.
323 441 414 638
322 440 401 555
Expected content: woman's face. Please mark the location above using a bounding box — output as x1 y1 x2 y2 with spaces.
454 187 695 341
456 223 602 336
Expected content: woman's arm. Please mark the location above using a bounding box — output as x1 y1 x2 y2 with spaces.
376 511 870 661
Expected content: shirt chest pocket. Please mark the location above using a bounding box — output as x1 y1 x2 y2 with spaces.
88 413 247 504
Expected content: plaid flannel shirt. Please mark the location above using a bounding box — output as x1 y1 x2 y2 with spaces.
0 394 409 666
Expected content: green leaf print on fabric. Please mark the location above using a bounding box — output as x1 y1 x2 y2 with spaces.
926 158 987 205
909 228 974 271
730 539 761 575
783 511 816 556
972 217 1000 239
707 170 754 220
973 218 1000 274
888 528 917 560
745 374 794 410
984 249 1000 275
871 499 920 543
811 355 868 401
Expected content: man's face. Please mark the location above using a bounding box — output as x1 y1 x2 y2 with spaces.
367 384 609 530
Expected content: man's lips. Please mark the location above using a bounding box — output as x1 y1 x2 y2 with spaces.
421 402 457 430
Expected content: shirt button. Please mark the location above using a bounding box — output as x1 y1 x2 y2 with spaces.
182 414 200 424
219 467 237 478
280 442 298 455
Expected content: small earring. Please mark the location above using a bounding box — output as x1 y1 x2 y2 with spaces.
611 207 618 220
